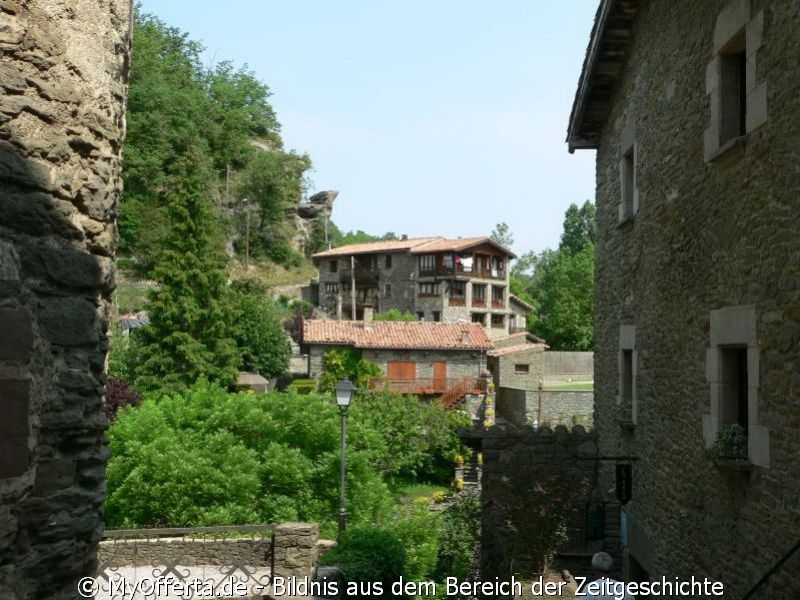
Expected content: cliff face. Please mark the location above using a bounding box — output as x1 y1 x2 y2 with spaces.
286 189 337 255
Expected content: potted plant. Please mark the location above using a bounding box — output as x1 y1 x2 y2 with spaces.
708 424 750 470
453 453 465 468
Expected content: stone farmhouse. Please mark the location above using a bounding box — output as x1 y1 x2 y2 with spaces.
569 0 800 595
311 236 530 339
302 320 497 407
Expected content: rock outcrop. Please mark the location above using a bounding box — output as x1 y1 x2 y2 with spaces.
286 190 337 255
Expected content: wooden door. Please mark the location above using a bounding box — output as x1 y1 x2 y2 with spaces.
433 362 447 392
387 361 416 393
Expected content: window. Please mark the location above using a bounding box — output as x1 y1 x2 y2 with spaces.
419 255 435 274
451 281 465 297
471 312 486 325
385 254 392 269
720 346 748 431
618 325 636 426
719 35 747 145
491 286 504 308
329 260 338 273
704 3 766 162
418 283 439 297
383 284 391 298
472 284 486 306
514 364 529 374
432 311 440 322
704 305 769 467
490 314 504 328
324 282 339 295
416 311 424 321
618 121 637 222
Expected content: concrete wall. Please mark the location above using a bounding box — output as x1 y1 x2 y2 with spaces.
543 351 594 383
0 1 131 597
590 0 800 595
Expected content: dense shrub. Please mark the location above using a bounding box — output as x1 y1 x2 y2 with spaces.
320 526 405 597
105 381 462 529
387 502 440 580
435 488 481 580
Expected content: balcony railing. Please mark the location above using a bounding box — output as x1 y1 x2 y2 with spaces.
339 266 380 283
491 300 505 309
449 297 466 307
418 266 506 280
368 376 484 396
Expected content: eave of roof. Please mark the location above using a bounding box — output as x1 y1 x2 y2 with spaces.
509 293 535 311
567 0 638 152
410 236 516 259
488 343 547 357
311 237 440 259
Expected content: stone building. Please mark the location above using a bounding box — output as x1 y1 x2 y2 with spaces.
311 236 529 339
302 319 492 404
0 0 131 597
568 0 800 595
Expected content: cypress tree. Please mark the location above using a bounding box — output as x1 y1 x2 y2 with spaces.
135 143 241 393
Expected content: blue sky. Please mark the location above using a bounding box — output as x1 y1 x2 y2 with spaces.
138 1 598 257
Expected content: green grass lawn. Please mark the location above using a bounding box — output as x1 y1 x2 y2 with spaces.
389 481 449 505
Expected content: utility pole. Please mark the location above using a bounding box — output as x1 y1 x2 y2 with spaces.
351 255 356 321
242 198 250 272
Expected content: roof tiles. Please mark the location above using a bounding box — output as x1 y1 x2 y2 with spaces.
303 319 493 351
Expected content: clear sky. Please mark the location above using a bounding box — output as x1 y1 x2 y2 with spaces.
137 1 598 257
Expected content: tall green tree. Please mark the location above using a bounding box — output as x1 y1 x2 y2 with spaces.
560 200 596 256
135 146 241 393
490 222 514 249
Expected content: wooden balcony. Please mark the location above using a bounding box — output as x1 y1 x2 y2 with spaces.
449 297 466 307
368 376 484 398
418 266 506 280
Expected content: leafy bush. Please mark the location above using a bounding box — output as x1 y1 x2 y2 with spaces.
373 309 418 322
318 348 382 392
320 526 405 596
105 379 142 422
230 283 291 377
387 503 440 580
435 489 481 580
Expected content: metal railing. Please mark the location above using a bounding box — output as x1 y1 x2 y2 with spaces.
95 525 274 598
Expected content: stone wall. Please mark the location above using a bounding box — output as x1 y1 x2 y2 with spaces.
98 523 319 579
477 426 620 578
0 1 130 597
543 351 594 383
496 388 594 429
588 0 800 596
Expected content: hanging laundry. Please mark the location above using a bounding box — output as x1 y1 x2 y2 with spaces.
461 257 473 272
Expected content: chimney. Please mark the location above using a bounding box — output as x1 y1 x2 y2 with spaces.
401 234 408 240
363 306 374 324
461 330 470 344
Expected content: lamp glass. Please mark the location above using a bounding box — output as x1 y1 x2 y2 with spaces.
334 378 355 407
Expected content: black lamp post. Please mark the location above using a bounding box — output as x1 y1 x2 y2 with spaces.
334 378 355 537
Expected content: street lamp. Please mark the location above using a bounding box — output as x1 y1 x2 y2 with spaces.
335 378 356 537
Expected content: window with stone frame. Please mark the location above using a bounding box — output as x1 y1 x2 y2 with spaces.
490 313 504 329
383 283 391 298
704 2 766 162
471 312 486 325
618 325 636 426
329 260 338 273
432 311 441 322
514 364 530 374
618 121 638 223
704 305 769 467
491 285 505 308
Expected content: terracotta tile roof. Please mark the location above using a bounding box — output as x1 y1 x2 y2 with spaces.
302 319 493 350
509 293 535 311
312 237 440 258
410 236 516 258
311 236 516 259
495 331 547 345
488 343 547 357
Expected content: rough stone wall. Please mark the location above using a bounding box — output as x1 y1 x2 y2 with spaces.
488 346 545 390
543 351 594 383
0 1 130 597
591 0 800 596
361 348 484 382
478 427 620 578
528 391 594 429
